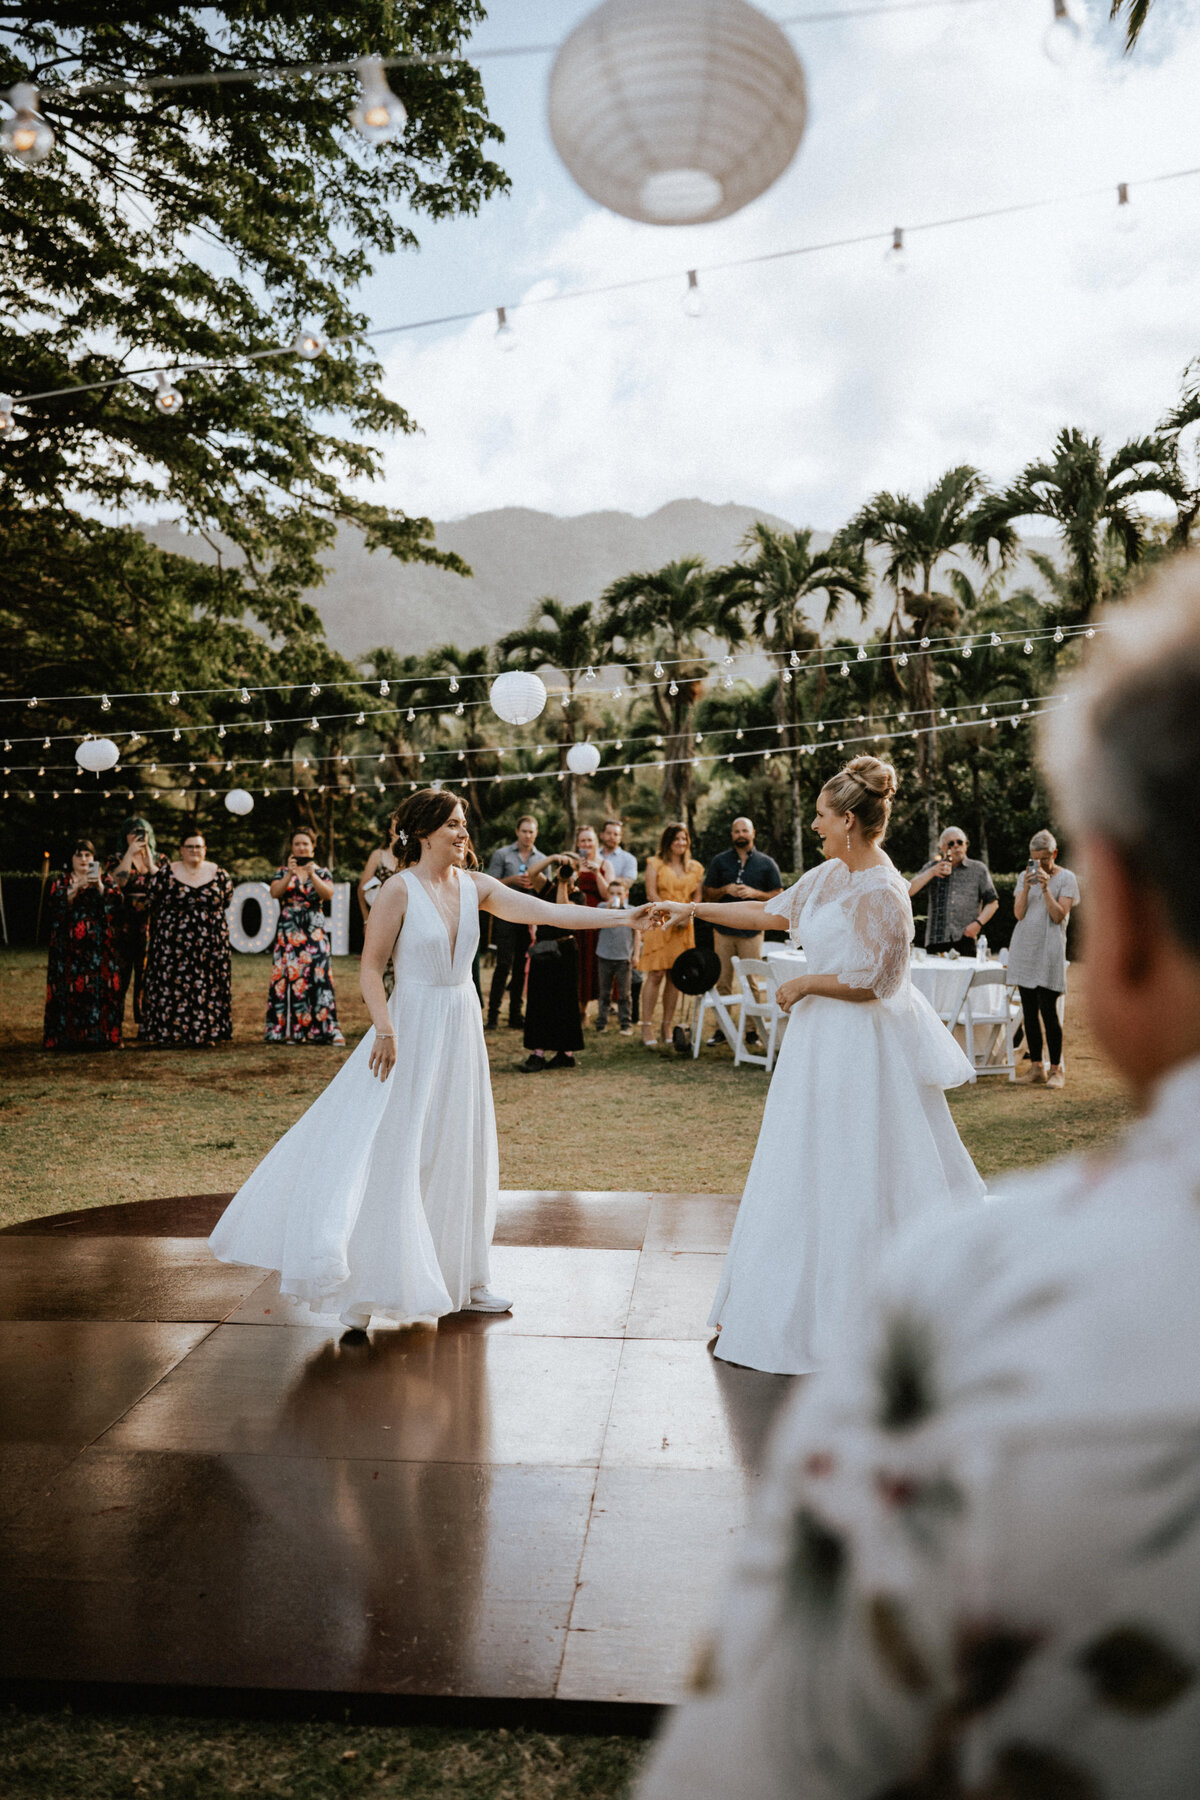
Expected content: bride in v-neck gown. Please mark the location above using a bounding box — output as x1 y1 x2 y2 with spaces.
210 789 650 1329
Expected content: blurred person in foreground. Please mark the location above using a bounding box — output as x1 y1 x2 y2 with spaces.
639 557 1200 1800
43 838 122 1051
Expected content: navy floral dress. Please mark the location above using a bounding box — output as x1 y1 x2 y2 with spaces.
43 874 123 1051
264 866 343 1044
141 861 234 1047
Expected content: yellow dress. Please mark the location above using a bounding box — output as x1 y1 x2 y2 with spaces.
640 856 704 973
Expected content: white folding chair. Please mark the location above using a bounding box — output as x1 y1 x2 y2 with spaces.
731 957 785 1071
962 968 1021 1081
691 985 742 1057
921 962 977 1035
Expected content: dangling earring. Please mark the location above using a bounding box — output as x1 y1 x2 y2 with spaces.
845 818 852 853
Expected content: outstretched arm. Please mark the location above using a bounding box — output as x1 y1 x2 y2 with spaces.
474 871 652 930
657 897 792 934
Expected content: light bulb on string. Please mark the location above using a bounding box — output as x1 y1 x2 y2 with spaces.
356 711 365 725
351 55 407 143
722 652 734 667
735 728 743 740
240 688 250 703
789 649 800 668
309 715 319 730
683 269 702 319
782 669 792 685
263 721 272 735
1023 639 1034 655
1043 0 1082 65
897 651 908 668
884 226 905 275
653 661 664 679
989 632 1002 647
839 661 849 677
379 679 390 696
153 371 183 416
2 85 54 165
172 728 181 743
722 674 734 691
1053 627 1064 643
407 707 415 723
169 690 179 706
455 701 464 717
584 665 596 684
309 682 321 698
494 306 517 351
919 636 930 650
962 643 973 659
856 647 867 663
668 680 679 697
293 324 325 360
1114 182 1137 234
447 677 459 694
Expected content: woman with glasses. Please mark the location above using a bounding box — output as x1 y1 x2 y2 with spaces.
908 826 998 954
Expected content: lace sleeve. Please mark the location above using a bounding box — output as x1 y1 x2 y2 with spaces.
771 865 826 942
841 877 913 1006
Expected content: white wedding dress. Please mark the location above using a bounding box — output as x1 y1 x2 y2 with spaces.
710 857 985 1375
210 869 497 1325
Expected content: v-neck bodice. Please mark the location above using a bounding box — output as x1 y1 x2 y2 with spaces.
396 869 479 989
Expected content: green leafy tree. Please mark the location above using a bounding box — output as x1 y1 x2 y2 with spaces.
837 466 1002 853
598 557 743 829
720 523 871 872
0 4 507 614
971 428 1183 626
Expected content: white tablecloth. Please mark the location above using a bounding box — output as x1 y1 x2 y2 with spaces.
763 946 1006 1014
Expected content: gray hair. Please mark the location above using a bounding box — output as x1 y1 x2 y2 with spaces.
1042 554 1200 954
1029 829 1057 854
938 826 967 849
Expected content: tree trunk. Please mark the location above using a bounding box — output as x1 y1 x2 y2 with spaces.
972 758 988 866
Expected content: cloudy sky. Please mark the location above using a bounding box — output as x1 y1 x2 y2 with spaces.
353 0 1200 532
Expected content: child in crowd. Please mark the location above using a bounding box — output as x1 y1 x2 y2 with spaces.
595 879 639 1036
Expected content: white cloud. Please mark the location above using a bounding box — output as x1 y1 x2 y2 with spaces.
367 0 1200 529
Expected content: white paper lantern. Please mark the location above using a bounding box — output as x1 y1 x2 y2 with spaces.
548 0 807 227
75 737 120 773
490 670 548 726
224 787 254 816
566 740 602 776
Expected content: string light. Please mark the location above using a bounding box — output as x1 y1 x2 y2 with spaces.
153 371 183 415
1 84 54 164
494 306 516 351
356 710 365 725
654 662 665 679
856 647 867 662
1114 182 1137 234
885 226 905 274
293 325 324 360
309 682 321 697
683 269 702 319
379 679 390 696
448 677 459 693
169 690 179 705
350 55 407 143
1043 0 1082 65
240 687 251 703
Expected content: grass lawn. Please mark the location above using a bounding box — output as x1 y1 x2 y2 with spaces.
0 944 1134 1797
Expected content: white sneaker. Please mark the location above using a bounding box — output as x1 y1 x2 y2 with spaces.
463 1287 513 1314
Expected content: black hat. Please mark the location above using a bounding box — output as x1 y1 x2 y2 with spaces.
670 946 722 995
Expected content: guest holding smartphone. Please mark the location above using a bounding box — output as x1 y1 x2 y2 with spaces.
107 815 156 1036
265 828 345 1045
42 838 123 1051
141 829 234 1047
1010 828 1079 1087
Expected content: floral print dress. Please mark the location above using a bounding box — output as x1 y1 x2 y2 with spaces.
264 866 343 1044
141 861 234 1047
43 874 123 1051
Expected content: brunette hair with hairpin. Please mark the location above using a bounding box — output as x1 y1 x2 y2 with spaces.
388 789 478 869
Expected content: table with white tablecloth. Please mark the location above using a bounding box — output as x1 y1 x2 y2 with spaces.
764 946 1005 1011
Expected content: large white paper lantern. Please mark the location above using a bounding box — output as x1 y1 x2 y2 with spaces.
566 740 602 776
224 787 254 816
75 737 120 773
490 670 548 725
548 0 807 227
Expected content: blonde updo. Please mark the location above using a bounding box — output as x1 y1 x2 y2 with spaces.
819 755 898 842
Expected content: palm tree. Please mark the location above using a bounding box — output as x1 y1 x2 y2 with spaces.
720 523 871 872
971 427 1183 625
425 643 496 842
837 466 1004 852
1111 0 1154 50
598 556 743 827
498 597 604 841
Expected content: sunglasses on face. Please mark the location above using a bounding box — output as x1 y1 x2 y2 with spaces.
944 841 965 849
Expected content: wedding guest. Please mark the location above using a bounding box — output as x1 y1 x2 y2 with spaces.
141 829 234 1048
265 828 345 1046
573 825 613 1017
639 556 1200 1800
702 816 783 995
595 879 638 1035
107 815 156 1034
1010 827 1079 1088
486 815 552 1031
641 823 704 1048
42 839 123 1052
358 821 399 919
520 858 583 1071
908 824 998 953
599 818 638 886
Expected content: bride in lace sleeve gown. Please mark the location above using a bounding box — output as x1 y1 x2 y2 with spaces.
210 789 651 1331
658 757 985 1374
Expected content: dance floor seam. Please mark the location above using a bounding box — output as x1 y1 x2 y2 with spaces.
0 1191 796 1714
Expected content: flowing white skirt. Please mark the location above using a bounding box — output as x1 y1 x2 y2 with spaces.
210 981 497 1324
710 988 984 1374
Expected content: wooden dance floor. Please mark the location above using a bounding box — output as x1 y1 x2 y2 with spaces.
0 1192 794 1723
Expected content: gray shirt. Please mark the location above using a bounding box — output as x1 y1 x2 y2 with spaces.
488 842 542 882
597 903 635 961
600 845 637 885
918 854 997 947
1006 865 1079 991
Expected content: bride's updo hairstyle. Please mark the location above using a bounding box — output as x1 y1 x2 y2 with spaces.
388 788 478 870
819 755 898 843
